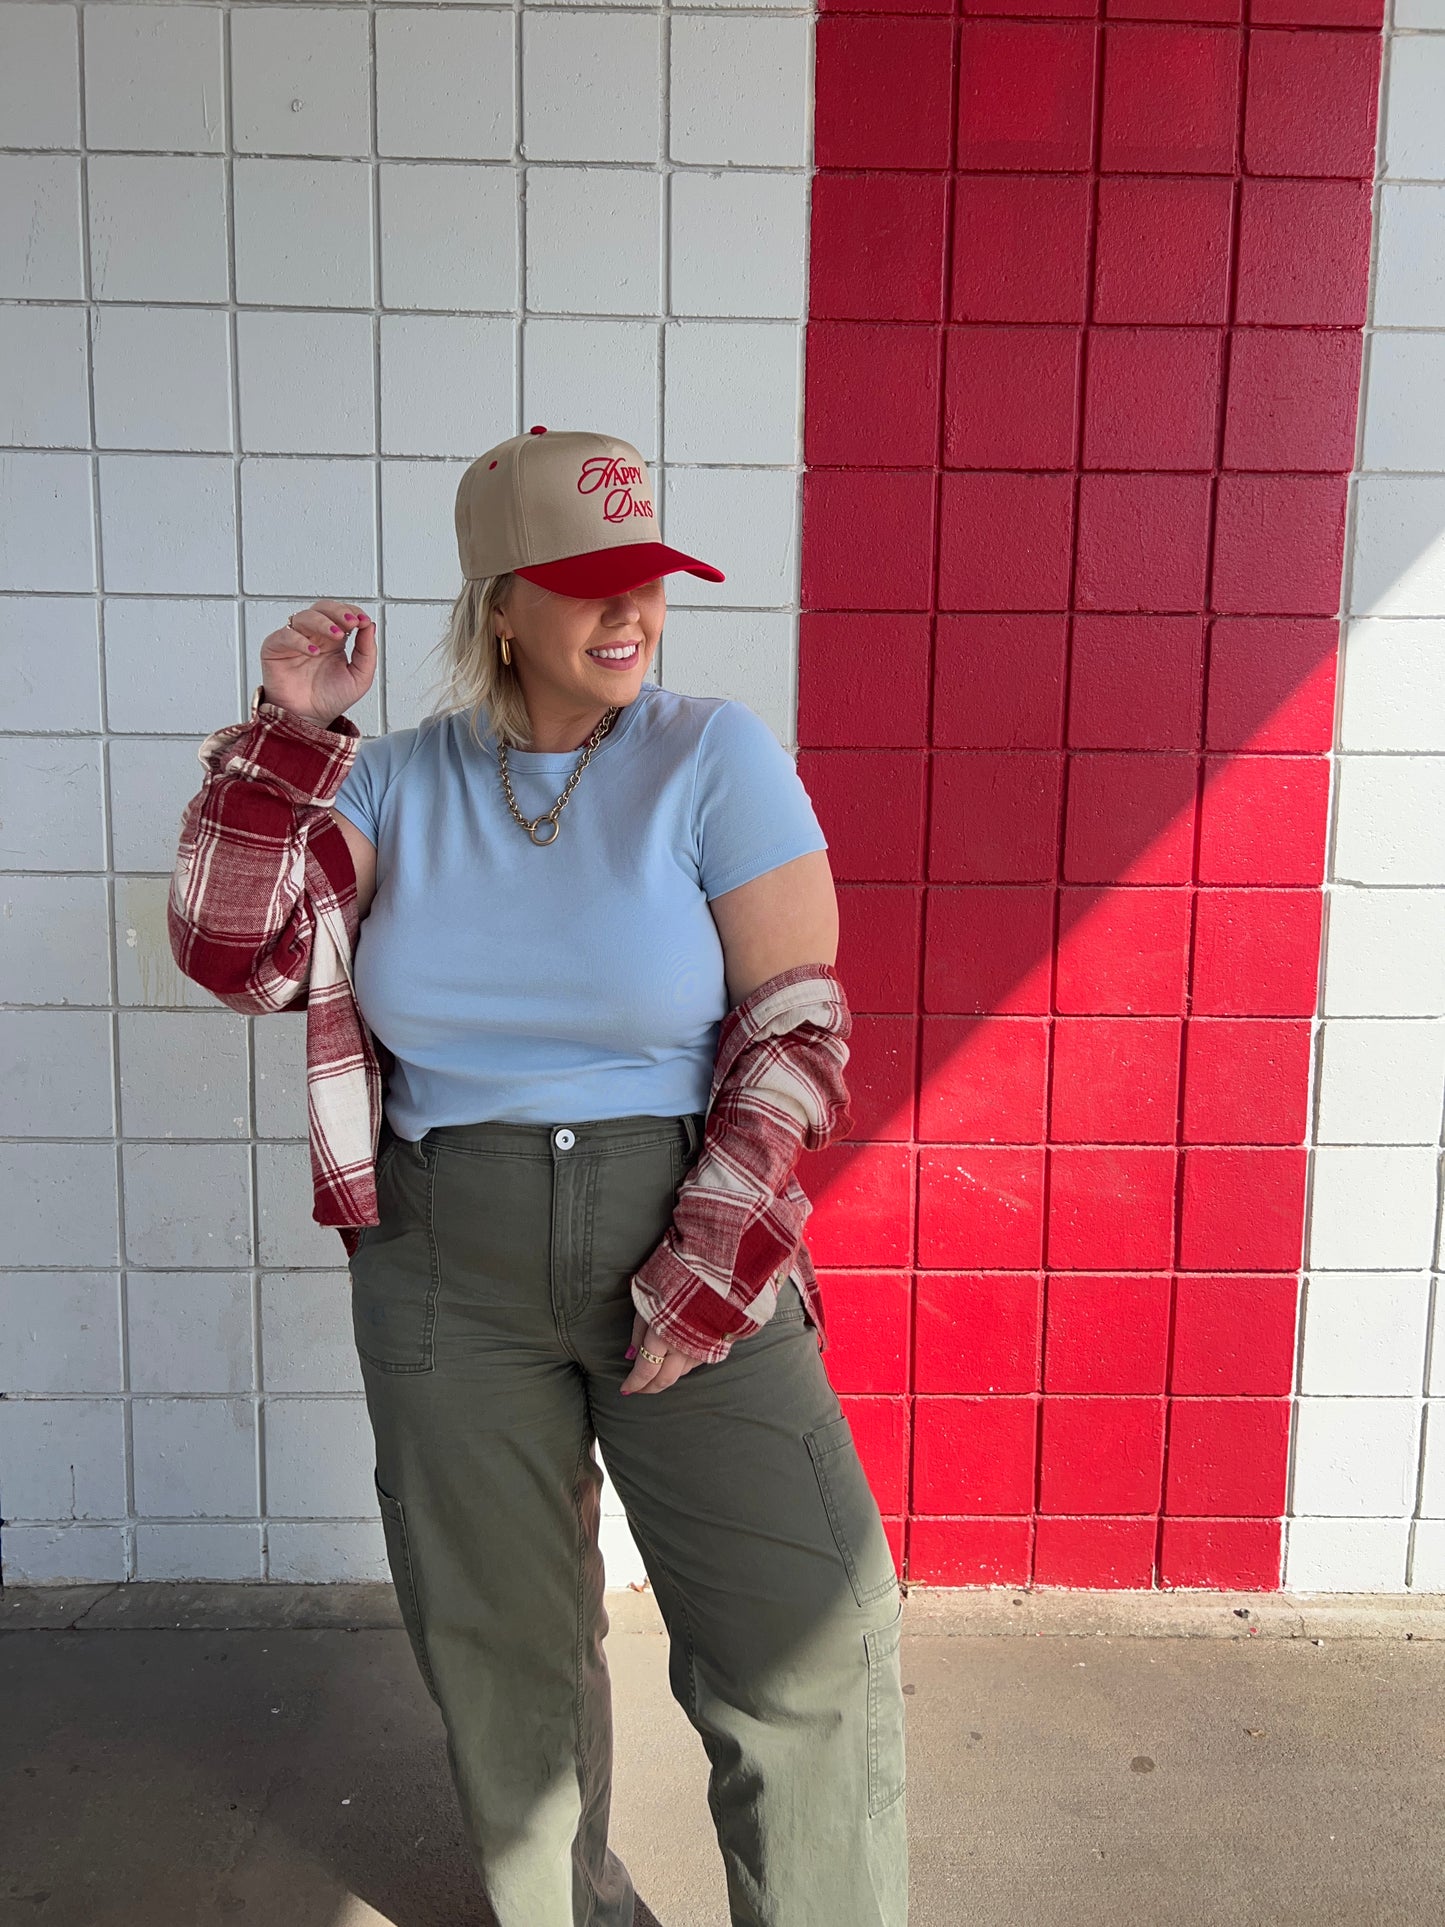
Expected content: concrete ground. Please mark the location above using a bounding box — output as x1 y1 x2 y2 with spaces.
2 1585 1444 1927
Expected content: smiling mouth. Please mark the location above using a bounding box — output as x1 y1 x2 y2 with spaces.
586 643 641 662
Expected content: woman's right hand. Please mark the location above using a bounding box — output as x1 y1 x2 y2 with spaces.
260 600 377 727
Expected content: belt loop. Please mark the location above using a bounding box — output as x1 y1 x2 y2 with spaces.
681 1113 700 1162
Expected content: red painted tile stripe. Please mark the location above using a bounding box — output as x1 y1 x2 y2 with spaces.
799 5 1382 1591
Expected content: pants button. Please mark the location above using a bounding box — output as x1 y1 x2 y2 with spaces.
553 1127 576 1151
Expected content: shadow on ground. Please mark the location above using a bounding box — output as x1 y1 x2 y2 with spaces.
2 1602 1444 1926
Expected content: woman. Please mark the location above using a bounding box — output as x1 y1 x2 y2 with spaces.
168 426 907 1927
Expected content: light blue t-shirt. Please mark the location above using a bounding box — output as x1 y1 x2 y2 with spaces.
332 681 829 1138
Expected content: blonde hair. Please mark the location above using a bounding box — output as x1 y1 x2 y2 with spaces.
426 573 533 750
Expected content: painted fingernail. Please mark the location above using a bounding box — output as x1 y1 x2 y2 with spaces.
625 1345 637 1359
330 624 342 636
306 643 320 654
620 1387 633 1396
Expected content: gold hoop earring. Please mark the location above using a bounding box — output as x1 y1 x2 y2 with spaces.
500 635 512 666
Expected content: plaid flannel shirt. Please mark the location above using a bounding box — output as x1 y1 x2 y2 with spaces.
628 962 852 1363
167 686 851 1361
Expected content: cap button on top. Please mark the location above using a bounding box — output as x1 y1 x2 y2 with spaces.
529 424 548 435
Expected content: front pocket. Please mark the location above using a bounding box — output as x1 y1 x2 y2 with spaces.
348 1140 440 1372
865 1604 906 1818
590 1137 687 1294
374 1472 441 1706
373 1124 403 1187
770 1271 807 1324
804 1412 899 1608
351 1131 403 1255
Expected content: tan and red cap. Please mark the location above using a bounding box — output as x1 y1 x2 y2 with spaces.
454 425 726 599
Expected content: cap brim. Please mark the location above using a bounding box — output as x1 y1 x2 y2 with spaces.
513 543 725 599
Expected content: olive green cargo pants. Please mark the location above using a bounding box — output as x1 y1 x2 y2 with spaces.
348 1109 908 1927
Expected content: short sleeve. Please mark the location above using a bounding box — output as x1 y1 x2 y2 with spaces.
333 732 400 844
692 700 828 902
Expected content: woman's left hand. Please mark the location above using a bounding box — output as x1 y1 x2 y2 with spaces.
621 1313 706 1395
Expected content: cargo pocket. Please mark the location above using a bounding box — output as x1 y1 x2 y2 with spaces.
374 1472 441 1707
349 1137 440 1373
804 1411 899 1608
864 1604 906 1818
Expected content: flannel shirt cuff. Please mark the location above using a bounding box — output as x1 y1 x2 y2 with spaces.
205 683 362 810
629 1243 770 1367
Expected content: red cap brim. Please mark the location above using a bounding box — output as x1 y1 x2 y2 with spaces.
513 542 725 599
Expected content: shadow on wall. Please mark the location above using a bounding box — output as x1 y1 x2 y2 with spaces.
793 581 1370 1586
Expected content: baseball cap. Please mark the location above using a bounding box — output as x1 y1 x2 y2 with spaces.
454 425 726 599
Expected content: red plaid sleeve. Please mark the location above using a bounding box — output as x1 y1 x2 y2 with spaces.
167 686 363 1014
629 965 854 1365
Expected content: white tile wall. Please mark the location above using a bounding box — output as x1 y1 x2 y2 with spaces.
669 16 810 167
0 1009 115 1136
1333 756 1445 883
82 3 226 155
0 155 84 297
521 12 662 164
0 452 95 590
0 5 80 151
1308 1148 1438 1282
521 316 660 460
0 305 90 447
0 1396 127 1520
378 314 516 457
259 1274 363 1395
0 1274 123 1396
524 165 663 315
377 161 518 311
126 1273 255 1396
375 8 514 161
263 1395 375 1519
230 7 371 158
236 310 376 455
1381 32 1445 180
1 0 809 1584
1339 618 1445 750
89 156 230 303
233 159 375 306
1374 185 1445 327
1315 1020 1445 1143
1285 1517 1412 1592
3 597 101 731
1299 1274 1432 1396
91 307 234 454
1292 1398 1422 1517
134 1522 263 1582
663 321 801 465
670 170 809 318
130 1396 259 1519
98 454 237 594
1288 6 1445 1594
239 458 377 596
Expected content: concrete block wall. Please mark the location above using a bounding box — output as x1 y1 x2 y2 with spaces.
3 0 1443 1596
0 0 810 1584
1287 7 1445 1591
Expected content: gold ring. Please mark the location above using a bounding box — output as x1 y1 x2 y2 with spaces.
638 1345 667 1366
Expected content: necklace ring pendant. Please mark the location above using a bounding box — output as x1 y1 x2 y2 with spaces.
529 816 562 846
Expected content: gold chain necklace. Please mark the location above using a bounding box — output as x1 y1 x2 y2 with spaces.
497 707 619 846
